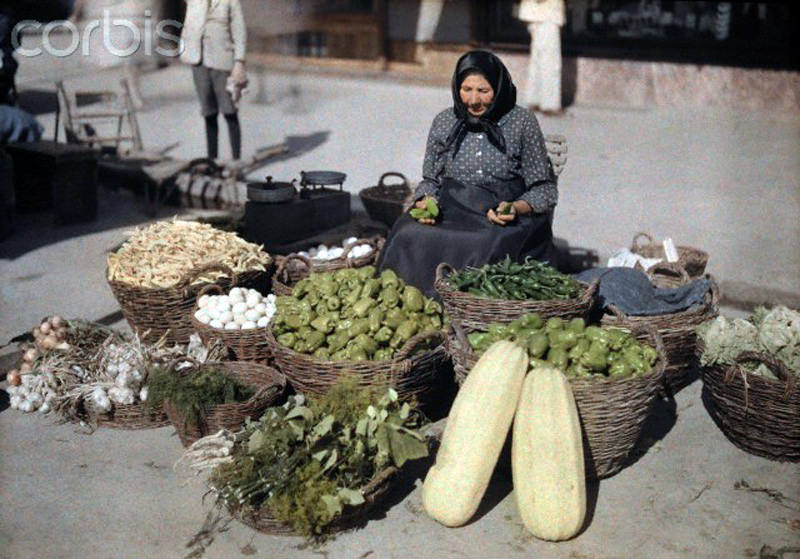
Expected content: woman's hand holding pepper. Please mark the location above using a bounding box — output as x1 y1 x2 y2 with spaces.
412 196 437 225
487 200 531 226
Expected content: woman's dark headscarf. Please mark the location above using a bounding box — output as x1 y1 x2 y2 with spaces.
445 50 517 156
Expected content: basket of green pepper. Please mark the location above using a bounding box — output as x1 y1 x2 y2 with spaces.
446 314 666 479
266 266 450 404
434 258 598 331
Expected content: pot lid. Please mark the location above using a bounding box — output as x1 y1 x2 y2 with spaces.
300 170 347 186
248 176 297 189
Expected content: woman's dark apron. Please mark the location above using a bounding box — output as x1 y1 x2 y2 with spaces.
377 177 555 298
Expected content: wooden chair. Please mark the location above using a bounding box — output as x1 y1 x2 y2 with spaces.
55 78 143 152
545 133 568 177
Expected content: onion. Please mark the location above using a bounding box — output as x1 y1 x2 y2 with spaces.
41 335 58 350
33 327 41 339
40 322 51 335
24 348 38 363
19 362 32 374
54 328 67 341
7 369 21 386
51 316 64 328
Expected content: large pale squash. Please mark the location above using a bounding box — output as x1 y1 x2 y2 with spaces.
422 340 528 527
512 366 586 541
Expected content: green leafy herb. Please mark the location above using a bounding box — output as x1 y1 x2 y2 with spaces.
210 378 429 541
146 365 254 428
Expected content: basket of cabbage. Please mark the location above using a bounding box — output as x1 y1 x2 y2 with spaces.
697 306 799 462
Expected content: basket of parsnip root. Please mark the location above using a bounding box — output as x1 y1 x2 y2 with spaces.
106 220 272 344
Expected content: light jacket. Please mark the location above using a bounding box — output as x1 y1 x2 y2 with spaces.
517 0 566 26
180 0 246 72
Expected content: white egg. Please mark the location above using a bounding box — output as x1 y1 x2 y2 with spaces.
198 295 209 308
207 306 221 320
219 310 234 324
344 236 357 245
299 251 310 258
267 294 276 302
209 319 224 329
229 290 244 304
329 247 344 259
317 248 329 260
224 322 239 330
234 314 246 325
197 312 211 325
246 296 260 309
216 301 231 314
232 301 248 315
256 316 270 328
229 287 242 298
245 309 260 322
248 288 261 298
254 302 267 314
241 321 257 330
317 244 328 252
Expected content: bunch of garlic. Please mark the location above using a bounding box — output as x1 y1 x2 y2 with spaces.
6 372 57 414
194 287 277 331
298 237 374 261
91 343 148 411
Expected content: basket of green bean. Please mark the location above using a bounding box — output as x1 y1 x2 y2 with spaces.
434 257 598 330
446 314 667 479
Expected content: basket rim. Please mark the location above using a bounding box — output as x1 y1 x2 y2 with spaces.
106 262 271 293
603 275 720 324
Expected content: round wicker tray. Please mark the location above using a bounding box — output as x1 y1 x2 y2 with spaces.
446 321 667 479
266 328 449 406
227 465 398 535
191 284 273 363
107 262 269 345
163 361 287 447
631 232 708 285
699 348 799 462
601 274 719 393
272 237 384 296
434 262 599 331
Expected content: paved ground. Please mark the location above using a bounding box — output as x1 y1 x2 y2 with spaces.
1 55 799 559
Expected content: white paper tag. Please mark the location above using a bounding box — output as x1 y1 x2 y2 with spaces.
662 238 680 262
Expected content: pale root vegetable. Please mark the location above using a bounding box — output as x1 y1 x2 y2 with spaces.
39 322 51 335
512 366 586 542
422 340 528 527
41 335 58 350
50 316 63 328
24 348 38 363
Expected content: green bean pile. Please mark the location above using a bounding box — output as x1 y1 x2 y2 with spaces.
447 256 582 301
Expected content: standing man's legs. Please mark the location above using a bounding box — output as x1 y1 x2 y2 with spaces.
209 68 242 160
192 65 220 159
536 21 562 113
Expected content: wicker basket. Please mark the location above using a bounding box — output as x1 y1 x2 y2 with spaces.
272 237 384 296
631 232 709 284
447 320 666 479
108 263 269 345
86 400 170 430
191 284 273 363
434 262 599 331
601 274 719 392
163 361 287 447
359 172 412 228
266 328 449 406
228 466 398 536
700 348 799 462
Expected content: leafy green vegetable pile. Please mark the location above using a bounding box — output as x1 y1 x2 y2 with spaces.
146 365 254 428
209 380 429 540
698 305 800 379
468 314 659 378
447 256 583 301
272 266 444 361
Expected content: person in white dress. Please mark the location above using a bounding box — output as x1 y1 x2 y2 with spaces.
517 0 565 115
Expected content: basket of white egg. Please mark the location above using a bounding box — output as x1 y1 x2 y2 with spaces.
273 236 384 296
191 285 278 363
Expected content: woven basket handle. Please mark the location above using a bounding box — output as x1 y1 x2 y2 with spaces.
180 263 238 294
730 351 796 399
435 262 456 283
197 283 226 300
378 172 409 189
166 355 205 375
393 329 445 362
646 261 691 286
450 319 471 355
344 236 382 267
606 303 629 322
631 232 656 253
629 324 667 366
275 253 312 284
580 277 600 302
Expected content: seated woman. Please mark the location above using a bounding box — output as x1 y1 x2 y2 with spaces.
378 50 558 297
